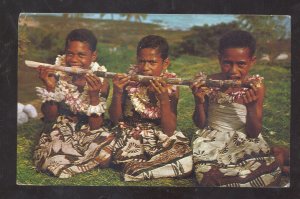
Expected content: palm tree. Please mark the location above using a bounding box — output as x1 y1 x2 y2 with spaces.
120 14 147 22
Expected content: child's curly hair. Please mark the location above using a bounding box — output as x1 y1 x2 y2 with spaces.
65 28 97 51
137 35 169 60
218 30 256 57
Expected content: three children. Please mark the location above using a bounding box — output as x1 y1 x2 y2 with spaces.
32 29 285 187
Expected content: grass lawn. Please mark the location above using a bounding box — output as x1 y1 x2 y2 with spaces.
17 55 290 186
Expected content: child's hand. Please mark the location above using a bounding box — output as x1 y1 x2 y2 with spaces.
149 78 169 102
112 73 130 93
37 65 56 91
191 81 207 104
85 73 102 104
243 84 260 107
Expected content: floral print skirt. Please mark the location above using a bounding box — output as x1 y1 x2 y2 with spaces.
193 128 281 187
33 116 115 178
111 122 193 181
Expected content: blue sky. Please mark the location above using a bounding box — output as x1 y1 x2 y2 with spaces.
83 14 237 30
23 13 290 33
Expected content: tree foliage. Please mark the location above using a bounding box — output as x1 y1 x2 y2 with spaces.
236 15 290 64
172 22 240 57
120 14 148 22
236 15 289 41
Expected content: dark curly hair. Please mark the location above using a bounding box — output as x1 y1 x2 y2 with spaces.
65 29 97 51
218 30 256 57
137 35 169 60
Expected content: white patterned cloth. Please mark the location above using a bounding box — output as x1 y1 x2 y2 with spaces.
193 95 281 187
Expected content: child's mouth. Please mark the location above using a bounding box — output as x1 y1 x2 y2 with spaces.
140 72 152 76
229 75 240 80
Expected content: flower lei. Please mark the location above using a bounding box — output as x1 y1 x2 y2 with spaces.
125 65 177 119
54 54 107 83
36 55 107 115
208 74 264 104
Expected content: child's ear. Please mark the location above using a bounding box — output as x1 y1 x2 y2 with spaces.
248 55 256 69
92 51 97 62
218 54 222 65
251 56 257 65
162 57 170 70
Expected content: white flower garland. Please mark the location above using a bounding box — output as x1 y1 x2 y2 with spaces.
125 65 177 119
54 54 107 83
36 55 107 116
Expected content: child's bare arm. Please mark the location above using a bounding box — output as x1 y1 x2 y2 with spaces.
38 66 59 122
191 81 208 129
100 79 110 99
85 73 105 130
244 84 265 138
109 74 130 125
150 79 177 136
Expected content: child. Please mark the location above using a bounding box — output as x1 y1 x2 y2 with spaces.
191 30 281 187
109 35 192 181
33 29 114 178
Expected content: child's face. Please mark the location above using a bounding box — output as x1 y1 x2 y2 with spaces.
137 48 169 76
218 48 256 80
65 41 96 70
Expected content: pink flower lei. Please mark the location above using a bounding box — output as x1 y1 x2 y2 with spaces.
208 74 264 103
125 65 177 119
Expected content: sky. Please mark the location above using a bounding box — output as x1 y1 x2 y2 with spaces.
24 13 290 33
83 14 237 30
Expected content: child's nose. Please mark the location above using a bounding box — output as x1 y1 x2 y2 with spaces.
230 64 238 73
143 62 151 70
70 55 79 63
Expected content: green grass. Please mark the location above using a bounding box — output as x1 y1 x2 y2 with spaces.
17 16 290 186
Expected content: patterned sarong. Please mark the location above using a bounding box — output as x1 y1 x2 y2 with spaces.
111 123 193 181
33 116 115 178
193 103 281 187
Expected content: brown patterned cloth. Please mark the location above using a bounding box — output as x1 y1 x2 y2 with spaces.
111 122 193 181
33 116 115 178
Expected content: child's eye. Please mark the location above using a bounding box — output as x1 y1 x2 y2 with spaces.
237 62 247 67
223 61 232 65
78 54 86 58
138 60 146 64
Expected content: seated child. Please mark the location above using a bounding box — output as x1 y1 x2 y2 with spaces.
109 35 192 181
33 29 114 178
191 30 281 187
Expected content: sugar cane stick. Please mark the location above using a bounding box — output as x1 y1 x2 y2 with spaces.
25 60 257 88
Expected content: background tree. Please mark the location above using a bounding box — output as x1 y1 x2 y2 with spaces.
236 15 290 63
120 14 147 22
172 22 239 57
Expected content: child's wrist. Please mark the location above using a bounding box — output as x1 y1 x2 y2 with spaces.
113 88 124 95
159 95 170 103
89 98 100 106
195 97 205 104
46 85 55 92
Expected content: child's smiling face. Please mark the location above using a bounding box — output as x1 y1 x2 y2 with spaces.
219 47 256 81
137 48 169 76
65 41 96 70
